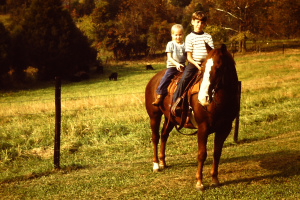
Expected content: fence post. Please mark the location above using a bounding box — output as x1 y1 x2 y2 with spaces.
234 81 241 143
54 77 61 169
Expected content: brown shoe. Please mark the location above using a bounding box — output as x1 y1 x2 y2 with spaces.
152 95 164 106
175 106 182 116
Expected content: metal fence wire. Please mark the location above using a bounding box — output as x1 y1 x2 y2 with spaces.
1 42 299 167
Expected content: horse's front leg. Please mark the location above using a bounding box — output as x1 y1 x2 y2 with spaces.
150 116 161 172
159 117 174 169
211 125 231 186
195 123 209 190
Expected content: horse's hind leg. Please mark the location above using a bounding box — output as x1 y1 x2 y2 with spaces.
150 115 162 172
159 116 174 169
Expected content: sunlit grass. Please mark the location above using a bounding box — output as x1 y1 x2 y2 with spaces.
0 49 299 199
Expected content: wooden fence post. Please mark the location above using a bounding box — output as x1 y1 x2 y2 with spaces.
234 81 241 143
54 77 61 169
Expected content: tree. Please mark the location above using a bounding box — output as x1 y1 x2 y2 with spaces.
68 0 95 18
205 25 229 42
266 0 300 39
83 0 95 15
91 0 122 58
20 0 96 80
10 25 28 81
92 0 171 59
170 0 191 8
0 22 11 77
5 0 30 29
112 0 162 58
148 20 172 55
0 0 7 14
207 0 268 52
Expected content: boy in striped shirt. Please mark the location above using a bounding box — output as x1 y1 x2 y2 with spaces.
172 11 214 107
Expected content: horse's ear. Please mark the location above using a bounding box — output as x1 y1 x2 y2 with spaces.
221 44 227 53
205 42 213 53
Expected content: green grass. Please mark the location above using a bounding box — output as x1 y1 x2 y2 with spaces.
0 49 299 199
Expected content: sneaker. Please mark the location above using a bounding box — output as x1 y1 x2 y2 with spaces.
152 95 163 106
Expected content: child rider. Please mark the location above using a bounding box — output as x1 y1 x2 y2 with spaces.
172 11 214 111
152 24 186 106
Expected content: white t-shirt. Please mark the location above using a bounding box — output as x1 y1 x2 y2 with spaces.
185 31 214 62
165 41 186 68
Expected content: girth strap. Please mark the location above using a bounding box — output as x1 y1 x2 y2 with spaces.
170 71 202 134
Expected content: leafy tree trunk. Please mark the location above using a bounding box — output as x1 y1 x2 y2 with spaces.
239 40 246 53
19 0 96 80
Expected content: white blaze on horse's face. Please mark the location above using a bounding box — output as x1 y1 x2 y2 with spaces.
198 58 214 106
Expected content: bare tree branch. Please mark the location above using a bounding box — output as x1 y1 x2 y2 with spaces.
214 8 244 22
223 27 238 32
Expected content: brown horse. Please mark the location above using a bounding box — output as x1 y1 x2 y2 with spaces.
145 43 239 190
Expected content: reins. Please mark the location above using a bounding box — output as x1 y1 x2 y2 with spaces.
159 46 237 137
168 71 203 136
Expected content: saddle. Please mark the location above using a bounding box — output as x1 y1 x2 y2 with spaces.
167 73 201 96
167 71 203 131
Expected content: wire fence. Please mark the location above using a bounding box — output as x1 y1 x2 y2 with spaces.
0 75 298 168
0 82 296 120
0 41 298 171
1 43 298 133
0 81 296 120
216 40 300 53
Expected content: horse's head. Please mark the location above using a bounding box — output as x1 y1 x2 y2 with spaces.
198 43 238 106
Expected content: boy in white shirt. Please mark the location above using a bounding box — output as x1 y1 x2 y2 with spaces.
172 11 214 107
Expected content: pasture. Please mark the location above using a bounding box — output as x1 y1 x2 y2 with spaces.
0 49 300 199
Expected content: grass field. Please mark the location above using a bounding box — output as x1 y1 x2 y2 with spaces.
0 49 299 199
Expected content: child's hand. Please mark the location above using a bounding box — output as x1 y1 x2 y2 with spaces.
176 64 184 72
195 62 202 70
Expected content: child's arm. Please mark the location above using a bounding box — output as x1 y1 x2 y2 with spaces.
187 52 201 70
167 53 184 72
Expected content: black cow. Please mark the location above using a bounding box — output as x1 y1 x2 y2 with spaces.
109 72 118 81
146 64 154 70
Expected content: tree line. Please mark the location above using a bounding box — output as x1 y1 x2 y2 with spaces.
0 0 299 85
0 0 96 85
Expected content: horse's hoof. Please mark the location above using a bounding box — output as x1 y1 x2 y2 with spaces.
159 164 166 170
153 169 159 173
211 182 221 188
153 162 159 172
196 184 205 191
211 179 221 188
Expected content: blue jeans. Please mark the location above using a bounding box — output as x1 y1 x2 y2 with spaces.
156 67 179 95
173 63 198 102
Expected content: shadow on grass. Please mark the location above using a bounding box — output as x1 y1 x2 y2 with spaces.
0 163 88 184
221 150 300 186
159 150 299 188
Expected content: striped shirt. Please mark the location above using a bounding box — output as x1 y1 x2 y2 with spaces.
185 31 214 62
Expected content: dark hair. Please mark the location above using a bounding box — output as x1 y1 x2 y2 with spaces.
192 11 207 22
